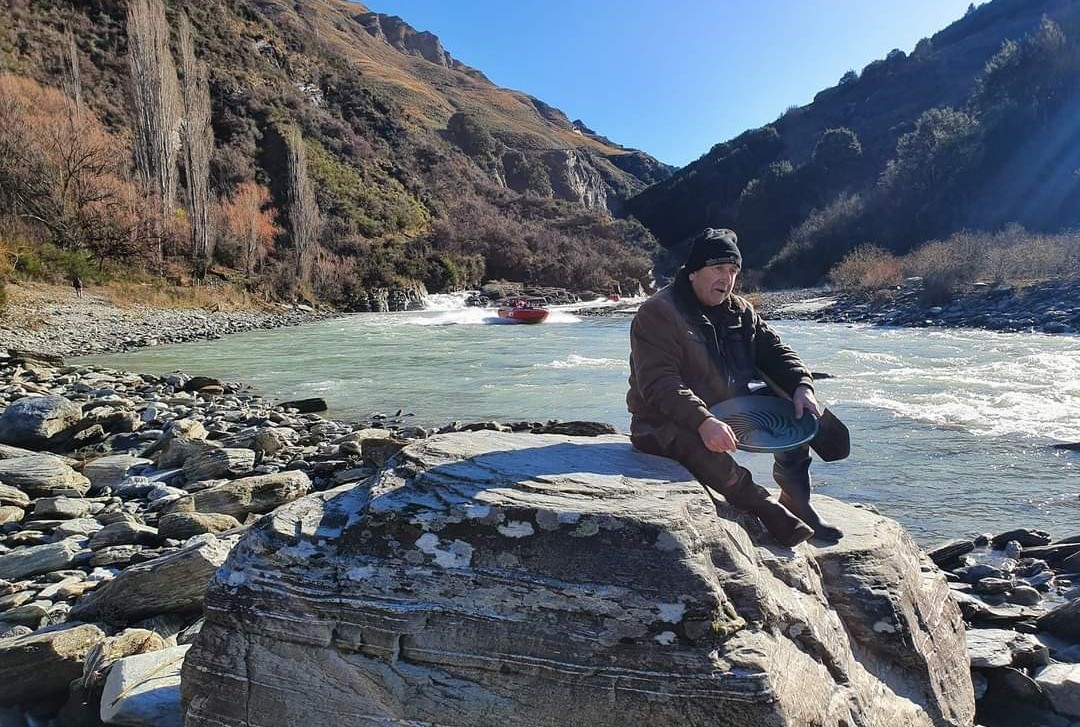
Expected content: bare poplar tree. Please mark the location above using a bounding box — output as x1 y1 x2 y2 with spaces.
64 27 82 120
286 127 319 287
178 12 213 280
126 0 181 272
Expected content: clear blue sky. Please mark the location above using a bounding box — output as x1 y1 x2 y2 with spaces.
363 0 981 166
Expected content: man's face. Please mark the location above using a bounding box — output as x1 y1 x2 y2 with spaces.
689 263 739 307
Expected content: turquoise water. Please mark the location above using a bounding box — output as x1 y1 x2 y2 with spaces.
85 299 1080 544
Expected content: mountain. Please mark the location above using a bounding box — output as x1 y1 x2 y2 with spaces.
624 0 1080 286
0 0 672 305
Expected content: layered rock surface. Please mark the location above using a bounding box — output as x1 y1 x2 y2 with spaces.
182 432 974 727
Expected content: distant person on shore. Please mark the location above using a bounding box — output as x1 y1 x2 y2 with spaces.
626 228 842 546
70 273 83 298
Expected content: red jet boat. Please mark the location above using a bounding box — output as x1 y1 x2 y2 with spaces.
497 297 550 324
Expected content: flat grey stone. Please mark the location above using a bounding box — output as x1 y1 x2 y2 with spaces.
100 644 188 727
0 538 86 581
966 628 1048 668
1034 663 1080 719
0 455 90 498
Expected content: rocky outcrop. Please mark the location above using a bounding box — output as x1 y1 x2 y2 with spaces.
182 432 974 727
543 149 612 212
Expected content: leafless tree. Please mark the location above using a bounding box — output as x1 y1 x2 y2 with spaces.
126 0 181 272
64 27 82 120
286 127 319 286
178 11 213 280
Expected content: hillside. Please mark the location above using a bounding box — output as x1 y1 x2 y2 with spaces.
0 0 671 307
625 0 1080 286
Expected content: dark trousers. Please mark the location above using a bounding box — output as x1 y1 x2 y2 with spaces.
632 428 812 513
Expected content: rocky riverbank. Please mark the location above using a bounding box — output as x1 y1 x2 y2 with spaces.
0 352 1076 726
772 279 1080 336
0 282 339 357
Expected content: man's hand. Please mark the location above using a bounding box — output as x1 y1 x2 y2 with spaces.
792 385 822 419
698 417 738 453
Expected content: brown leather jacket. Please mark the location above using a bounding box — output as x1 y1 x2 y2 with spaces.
626 270 813 449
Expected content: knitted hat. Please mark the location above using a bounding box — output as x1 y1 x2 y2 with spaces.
684 228 742 271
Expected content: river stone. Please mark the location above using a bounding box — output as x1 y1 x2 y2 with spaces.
152 420 210 469
82 454 153 491
0 442 49 461
81 628 169 691
0 591 33 610
0 622 106 705
1021 542 1080 563
70 535 236 624
990 528 1053 549
0 538 86 580
1060 549 1080 572
0 395 82 449
926 539 974 567
0 507 23 525
1005 585 1042 606
157 512 241 540
100 645 188 727
1033 664 1080 719
0 456 90 498
1036 598 1080 640
966 628 1049 668
89 522 161 550
53 517 104 540
0 485 29 509
90 545 143 568
32 496 94 520
1 600 50 626
181 448 256 481
181 432 974 727
170 471 311 520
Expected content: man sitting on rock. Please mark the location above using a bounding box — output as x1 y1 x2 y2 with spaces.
626 228 842 546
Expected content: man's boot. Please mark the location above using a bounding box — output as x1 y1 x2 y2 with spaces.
701 477 813 548
746 497 814 547
773 450 843 542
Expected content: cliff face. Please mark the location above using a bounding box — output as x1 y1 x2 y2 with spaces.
182 432 974 727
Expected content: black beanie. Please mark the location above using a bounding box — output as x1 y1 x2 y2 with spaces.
684 228 742 272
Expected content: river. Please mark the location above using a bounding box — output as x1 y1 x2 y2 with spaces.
84 295 1080 545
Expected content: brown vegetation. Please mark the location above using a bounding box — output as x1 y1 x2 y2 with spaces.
0 0 663 310
829 227 1080 300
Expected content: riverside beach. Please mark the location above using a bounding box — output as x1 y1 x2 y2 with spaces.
0 282 1078 726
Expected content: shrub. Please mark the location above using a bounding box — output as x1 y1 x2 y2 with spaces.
903 232 985 303
766 192 866 285
829 245 901 291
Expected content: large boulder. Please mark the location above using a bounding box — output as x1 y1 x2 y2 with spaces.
169 471 311 520
0 395 82 449
0 622 106 705
182 432 974 727
0 455 90 497
70 535 236 624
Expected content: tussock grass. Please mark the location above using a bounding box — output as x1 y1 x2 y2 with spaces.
96 280 269 311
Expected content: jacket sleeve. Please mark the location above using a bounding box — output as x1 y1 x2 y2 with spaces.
752 310 814 396
630 301 713 431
